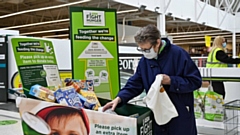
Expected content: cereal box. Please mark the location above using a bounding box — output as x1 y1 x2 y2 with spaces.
80 90 101 111
54 86 83 108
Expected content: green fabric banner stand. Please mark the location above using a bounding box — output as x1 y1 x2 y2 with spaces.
70 7 120 99
8 36 62 97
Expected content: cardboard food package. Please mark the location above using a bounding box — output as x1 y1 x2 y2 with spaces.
29 84 55 102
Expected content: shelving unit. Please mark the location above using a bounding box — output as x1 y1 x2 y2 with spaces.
189 46 208 57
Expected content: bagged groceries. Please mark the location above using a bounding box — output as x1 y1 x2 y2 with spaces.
193 90 205 119
193 86 224 122
204 86 224 121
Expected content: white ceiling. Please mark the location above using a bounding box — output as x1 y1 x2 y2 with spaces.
0 0 239 46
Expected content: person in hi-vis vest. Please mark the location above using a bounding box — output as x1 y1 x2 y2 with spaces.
206 36 240 99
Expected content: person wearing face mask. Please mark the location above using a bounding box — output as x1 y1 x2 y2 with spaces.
206 36 240 99
103 24 202 135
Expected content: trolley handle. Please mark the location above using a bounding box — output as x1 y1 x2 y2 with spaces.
8 89 27 98
223 99 240 107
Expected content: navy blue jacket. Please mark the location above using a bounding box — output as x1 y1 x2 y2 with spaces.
117 38 202 135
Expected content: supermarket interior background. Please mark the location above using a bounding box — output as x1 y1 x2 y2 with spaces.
1 0 240 135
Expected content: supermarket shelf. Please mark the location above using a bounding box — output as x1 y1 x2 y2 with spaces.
199 68 240 81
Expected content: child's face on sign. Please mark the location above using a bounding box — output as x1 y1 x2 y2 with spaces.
47 114 87 135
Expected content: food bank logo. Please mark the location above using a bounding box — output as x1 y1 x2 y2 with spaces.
83 10 105 26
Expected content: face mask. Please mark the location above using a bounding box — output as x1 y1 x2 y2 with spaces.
222 42 227 48
142 47 158 59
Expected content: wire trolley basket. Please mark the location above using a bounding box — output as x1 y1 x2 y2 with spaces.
223 100 240 135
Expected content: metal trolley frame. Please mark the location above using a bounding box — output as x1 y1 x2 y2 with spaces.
223 99 240 135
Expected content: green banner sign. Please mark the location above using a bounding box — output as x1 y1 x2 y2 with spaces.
9 36 61 90
70 7 120 99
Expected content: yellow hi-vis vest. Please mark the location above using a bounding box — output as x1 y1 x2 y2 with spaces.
238 53 240 68
206 48 228 68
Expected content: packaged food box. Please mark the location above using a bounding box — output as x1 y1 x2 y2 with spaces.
80 90 101 111
63 79 100 110
64 79 94 91
29 84 55 102
77 80 94 91
64 78 80 93
78 93 97 110
54 86 83 108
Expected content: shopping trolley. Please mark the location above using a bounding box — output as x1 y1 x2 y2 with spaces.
223 100 240 135
8 88 27 98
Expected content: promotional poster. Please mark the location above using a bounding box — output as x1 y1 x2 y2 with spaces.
70 7 120 99
18 98 138 135
8 36 61 90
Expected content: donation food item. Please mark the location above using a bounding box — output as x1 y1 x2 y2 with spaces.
54 86 83 108
63 78 100 110
104 109 118 115
64 79 94 92
64 78 80 93
77 80 94 91
78 93 97 110
98 107 118 115
29 85 55 102
80 90 101 111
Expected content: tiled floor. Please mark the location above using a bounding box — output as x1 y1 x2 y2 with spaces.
0 110 23 135
0 101 229 135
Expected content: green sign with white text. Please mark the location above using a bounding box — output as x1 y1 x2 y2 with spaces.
9 36 61 90
70 7 120 99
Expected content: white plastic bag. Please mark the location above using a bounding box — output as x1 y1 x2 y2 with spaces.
143 74 178 125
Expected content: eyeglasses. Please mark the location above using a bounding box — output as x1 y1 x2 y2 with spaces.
136 46 153 53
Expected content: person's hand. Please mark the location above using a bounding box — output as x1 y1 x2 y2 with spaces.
102 97 121 112
161 74 171 85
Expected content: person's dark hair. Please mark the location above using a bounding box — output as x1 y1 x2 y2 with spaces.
134 24 161 46
44 107 89 134
36 106 90 134
45 108 86 124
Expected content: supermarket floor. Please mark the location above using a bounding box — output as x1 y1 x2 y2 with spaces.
0 101 225 135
